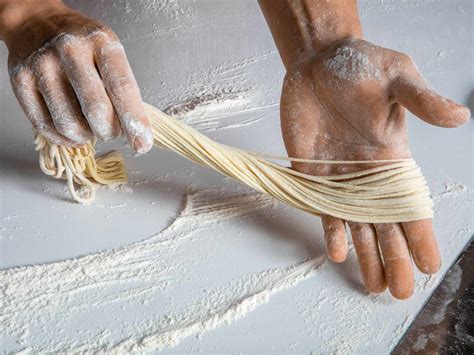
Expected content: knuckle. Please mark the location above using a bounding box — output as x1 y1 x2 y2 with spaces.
325 227 342 237
97 40 125 60
55 33 94 63
398 53 414 65
32 52 57 75
84 104 121 141
396 53 418 72
95 33 125 60
55 34 82 53
9 47 54 80
108 75 135 95
83 101 112 121
91 27 119 44
387 52 416 79
348 222 365 233
359 253 377 265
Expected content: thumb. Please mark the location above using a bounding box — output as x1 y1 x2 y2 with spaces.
390 54 470 128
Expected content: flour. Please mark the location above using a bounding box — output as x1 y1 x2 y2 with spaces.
290 178 472 354
1 215 18 221
430 264 463 325
360 0 438 14
324 41 382 82
164 91 279 132
164 91 247 129
415 273 439 291
141 49 280 132
431 181 471 203
106 182 133 194
92 203 128 209
1 0 472 353
120 112 154 152
0 190 325 353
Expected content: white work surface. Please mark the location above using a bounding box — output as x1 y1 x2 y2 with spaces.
1 1 472 353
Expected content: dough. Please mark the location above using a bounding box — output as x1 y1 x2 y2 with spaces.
34 102 433 223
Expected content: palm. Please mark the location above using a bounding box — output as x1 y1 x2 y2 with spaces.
280 38 469 299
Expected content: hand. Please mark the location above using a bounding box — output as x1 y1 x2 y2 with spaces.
1 0 153 152
280 37 470 299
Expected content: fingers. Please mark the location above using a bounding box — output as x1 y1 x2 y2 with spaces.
10 69 76 146
321 216 348 263
402 219 441 274
10 28 151 152
94 34 153 153
374 223 414 300
34 54 94 143
57 36 121 141
348 222 387 293
390 54 470 128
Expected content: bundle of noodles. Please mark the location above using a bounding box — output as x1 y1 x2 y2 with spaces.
34 102 433 223
34 134 127 204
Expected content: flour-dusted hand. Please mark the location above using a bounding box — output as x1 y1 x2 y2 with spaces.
282 38 469 300
259 0 470 299
0 0 153 152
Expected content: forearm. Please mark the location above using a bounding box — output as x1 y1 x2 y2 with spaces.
258 0 362 69
0 0 66 43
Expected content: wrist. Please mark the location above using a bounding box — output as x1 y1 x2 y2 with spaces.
0 0 66 42
303 0 362 53
259 0 362 69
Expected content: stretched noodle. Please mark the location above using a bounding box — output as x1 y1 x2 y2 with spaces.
34 102 433 223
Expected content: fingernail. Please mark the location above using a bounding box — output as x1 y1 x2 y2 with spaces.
121 113 154 153
133 129 153 153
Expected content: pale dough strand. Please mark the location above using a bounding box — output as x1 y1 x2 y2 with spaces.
34 134 127 204
33 102 433 223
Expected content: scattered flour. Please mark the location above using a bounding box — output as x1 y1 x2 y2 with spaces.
1 215 18 221
324 42 382 83
291 181 472 354
1 176 471 352
164 91 279 132
2 0 472 352
412 333 429 352
92 203 128 209
106 182 134 194
360 0 438 14
431 181 471 203
0 190 325 353
415 273 439 291
429 264 463 325
141 49 280 132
